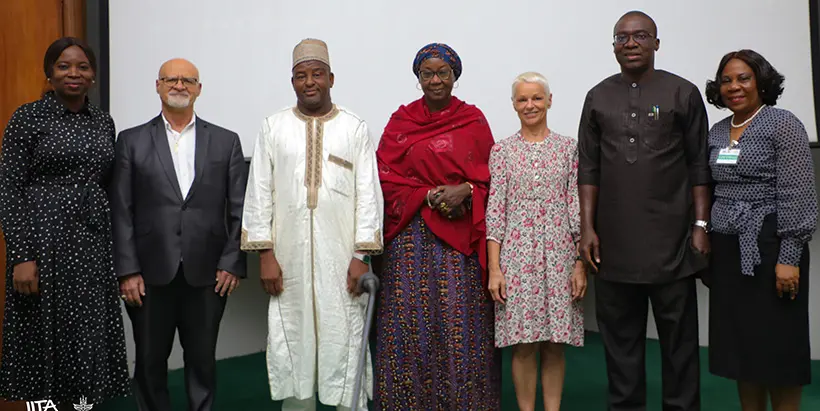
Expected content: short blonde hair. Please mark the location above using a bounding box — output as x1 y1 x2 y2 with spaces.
511 71 551 99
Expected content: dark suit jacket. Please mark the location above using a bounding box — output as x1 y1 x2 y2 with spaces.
111 115 247 286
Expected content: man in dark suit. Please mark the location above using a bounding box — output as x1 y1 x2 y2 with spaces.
111 58 247 411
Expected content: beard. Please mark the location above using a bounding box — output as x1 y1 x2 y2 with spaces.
166 93 191 109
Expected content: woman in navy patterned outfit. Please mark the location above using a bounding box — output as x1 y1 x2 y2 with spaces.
0 38 130 408
705 49 816 411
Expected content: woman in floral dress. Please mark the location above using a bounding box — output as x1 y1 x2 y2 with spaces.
486 72 586 411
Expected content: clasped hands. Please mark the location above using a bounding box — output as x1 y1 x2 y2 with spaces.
427 183 471 220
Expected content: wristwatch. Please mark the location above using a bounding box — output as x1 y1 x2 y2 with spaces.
694 220 711 233
353 252 371 265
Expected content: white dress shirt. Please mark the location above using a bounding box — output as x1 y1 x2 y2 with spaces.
162 114 196 199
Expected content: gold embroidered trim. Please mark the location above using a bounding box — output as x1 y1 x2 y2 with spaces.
240 228 274 251
304 119 322 209
297 105 339 210
355 229 383 254
292 105 340 122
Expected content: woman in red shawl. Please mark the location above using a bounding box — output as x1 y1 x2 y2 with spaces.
373 43 501 410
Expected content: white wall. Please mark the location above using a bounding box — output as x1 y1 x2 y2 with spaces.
109 0 817 154
109 0 820 369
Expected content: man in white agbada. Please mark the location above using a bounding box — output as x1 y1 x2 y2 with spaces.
241 39 383 411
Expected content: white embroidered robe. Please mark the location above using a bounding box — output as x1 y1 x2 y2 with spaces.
241 105 383 408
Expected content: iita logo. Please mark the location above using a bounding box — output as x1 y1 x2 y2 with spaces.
26 396 93 410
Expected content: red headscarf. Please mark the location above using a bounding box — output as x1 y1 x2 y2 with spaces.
377 96 494 278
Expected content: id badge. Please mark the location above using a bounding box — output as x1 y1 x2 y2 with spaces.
715 147 740 165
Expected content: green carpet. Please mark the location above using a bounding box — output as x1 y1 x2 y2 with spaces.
96 332 820 410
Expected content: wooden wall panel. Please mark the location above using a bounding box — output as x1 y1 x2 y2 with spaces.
0 0 84 409
0 1 62 123
63 0 87 39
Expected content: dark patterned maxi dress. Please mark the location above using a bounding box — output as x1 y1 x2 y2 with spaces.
0 92 130 405
374 214 501 410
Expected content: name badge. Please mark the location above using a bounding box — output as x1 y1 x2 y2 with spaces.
716 147 740 165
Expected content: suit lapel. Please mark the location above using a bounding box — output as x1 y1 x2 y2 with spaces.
184 118 209 203
150 116 184 201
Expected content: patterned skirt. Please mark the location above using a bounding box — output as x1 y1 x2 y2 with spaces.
373 214 501 411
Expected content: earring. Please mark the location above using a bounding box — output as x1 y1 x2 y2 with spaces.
416 83 422 90
454 81 460 89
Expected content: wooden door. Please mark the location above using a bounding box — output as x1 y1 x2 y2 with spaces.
0 1 85 409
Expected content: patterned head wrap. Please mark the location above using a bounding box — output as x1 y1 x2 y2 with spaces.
412 43 462 81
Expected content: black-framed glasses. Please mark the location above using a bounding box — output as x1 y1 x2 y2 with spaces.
159 76 199 87
419 68 452 81
614 32 654 45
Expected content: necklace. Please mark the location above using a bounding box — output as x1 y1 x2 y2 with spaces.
731 105 766 128
170 131 185 153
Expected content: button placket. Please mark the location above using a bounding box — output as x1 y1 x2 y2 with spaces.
625 83 641 164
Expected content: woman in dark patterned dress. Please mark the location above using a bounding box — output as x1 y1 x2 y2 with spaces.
705 49 816 411
373 43 501 410
0 37 130 408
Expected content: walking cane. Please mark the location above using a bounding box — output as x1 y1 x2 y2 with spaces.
351 270 380 411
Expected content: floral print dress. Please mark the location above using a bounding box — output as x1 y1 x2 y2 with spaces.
486 131 584 348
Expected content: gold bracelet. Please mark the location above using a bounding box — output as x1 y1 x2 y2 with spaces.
465 182 474 195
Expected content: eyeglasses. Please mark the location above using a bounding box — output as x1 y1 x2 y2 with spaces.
159 77 199 87
419 68 452 81
613 32 654 45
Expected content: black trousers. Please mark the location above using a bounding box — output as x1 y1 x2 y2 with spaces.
595 275 700 411
126 265 227 411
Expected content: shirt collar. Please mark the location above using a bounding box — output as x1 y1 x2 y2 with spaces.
292 105 339 123
618 68 663 88
161 112 197 132
43 91 92 116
